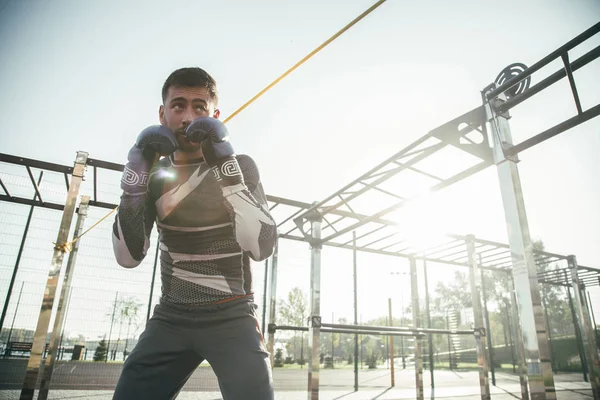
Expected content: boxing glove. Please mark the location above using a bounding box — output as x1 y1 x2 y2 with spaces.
121 125 178 194
185 117 243 186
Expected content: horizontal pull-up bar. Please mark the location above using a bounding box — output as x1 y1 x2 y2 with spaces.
269 322 478 336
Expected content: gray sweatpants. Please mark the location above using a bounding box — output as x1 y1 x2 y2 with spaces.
112 298 273 400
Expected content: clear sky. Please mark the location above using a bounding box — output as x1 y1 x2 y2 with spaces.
0 0 599 338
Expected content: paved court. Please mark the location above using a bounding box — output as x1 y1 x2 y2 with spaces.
0 362 593 399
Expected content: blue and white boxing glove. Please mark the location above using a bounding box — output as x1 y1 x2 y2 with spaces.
185 117 243 187
121 125 178 194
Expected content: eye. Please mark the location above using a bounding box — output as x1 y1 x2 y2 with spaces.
172 103 184 110
195 104 208 112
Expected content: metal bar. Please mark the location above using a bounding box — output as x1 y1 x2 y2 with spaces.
343 224 387 246
506 103 600 157
587 291 597 331
268 202 279 211
321 161 490 243
480 257 495 387
0 153 74 174
541 286 556 372
486 86 556 399
370 185 406 201
562 53 583 114
466 237 491 399
0 178 10 197
262 258 269 333
486 21 600 99
507 273 530 399
0 172 43 335
424 240 464 257
379 238 407 252
38 196 90 400
267 242 279 368
352 232 359 392
294 135 440 222
307 143 444 223
0 195 65 211
93 166 98 202
86 157 124 172
423 260 435 390
388 298 395 387
501 44 600 112
25 166 44 204
566 269 589 382
320 322 476 336
410 257 424 400
19 151 88 400
63 173 69 192
568 256 600 398
307 215 322 400
146 241 160 322
273 325 424 337
392 161 444 182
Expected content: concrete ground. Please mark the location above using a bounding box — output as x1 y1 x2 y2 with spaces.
0 361 594 399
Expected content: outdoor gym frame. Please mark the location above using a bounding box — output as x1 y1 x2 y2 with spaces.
0 21 599 400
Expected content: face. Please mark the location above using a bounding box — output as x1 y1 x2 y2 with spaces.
159 86 220 153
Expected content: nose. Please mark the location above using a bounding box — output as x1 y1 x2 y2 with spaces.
182 107 196 125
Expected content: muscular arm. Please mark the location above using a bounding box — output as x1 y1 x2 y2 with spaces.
221 155 277 261
112 192 156 268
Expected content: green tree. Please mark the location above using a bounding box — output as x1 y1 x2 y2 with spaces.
94 337 108 362
278 287 308 363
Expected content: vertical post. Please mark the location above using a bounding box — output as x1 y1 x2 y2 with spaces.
19 151 88 400
565 270 588 381
587 291 597 331
38 196 90 400
541 289 556 372
485 89 555 399
507 271 530 400
5 281 25 357
146 241 160 322
568 256 600 399
466 236 491 400
410 256 424 400
388 298 395 387
307 212 322 400
353 232 359 392
423 260 435 391
267 242 279 367
106 292 119 362
0 172 43 334
262 258 269 333
479 258 496 386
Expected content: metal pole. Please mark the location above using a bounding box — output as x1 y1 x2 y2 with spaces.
353 231 358 392
331 312 334 369
146 241 160 322
0 172 43 334
466 236 491 400
5 281 25 356
485 89 555 399
106 292 118 362
267 242 279 368
410 256 424 400
541 287 556 372
565 270 588 382
587 291 597 331
307 210 322 400
20 151 88 400
38 196 90 399
479 256 495 386
568 256 600 398
262 258 269 333
58 287 73 358
388 298 395 387
507 272 530 400
423 259 435 390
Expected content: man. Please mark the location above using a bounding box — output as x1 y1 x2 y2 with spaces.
111 67 277 399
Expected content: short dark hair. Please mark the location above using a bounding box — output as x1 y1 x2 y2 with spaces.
161 67 218 105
